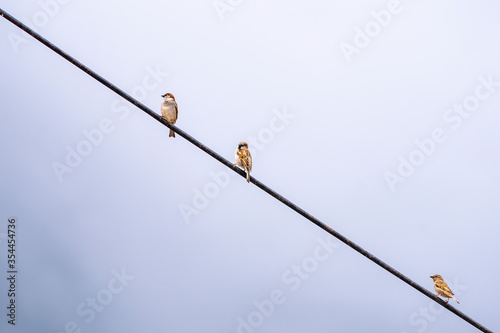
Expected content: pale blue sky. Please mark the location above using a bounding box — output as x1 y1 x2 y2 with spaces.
1 1 499 332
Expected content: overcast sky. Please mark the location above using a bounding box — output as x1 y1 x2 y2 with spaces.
1 1 499 332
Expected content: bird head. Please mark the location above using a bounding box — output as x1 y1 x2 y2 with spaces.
430 274 443 281
161 93 175 100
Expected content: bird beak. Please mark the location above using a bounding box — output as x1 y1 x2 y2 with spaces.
429 276 432 278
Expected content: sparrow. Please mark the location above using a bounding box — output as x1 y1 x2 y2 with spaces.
161 93 178 138
430 274 460 304
234 142 252 183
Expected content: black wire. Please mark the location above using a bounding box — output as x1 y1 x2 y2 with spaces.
0 8 493 333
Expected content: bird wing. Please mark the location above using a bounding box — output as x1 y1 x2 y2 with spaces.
436 280 453 295
237 149 252 171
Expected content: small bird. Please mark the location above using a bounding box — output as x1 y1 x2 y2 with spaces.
161 93 178 138
234 142 252 183
430 274 460 304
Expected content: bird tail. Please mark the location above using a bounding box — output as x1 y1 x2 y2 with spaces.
169 129 175 138
452 296 460 304
246 169 250 183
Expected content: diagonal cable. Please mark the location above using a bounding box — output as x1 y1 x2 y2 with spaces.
0 8 492 333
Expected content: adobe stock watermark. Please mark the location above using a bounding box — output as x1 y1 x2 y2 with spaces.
400 277 466 333
178 107 296 224
213 0 244 21
6 0 73 53
227 236 340 333
51 267 135 333
340 0 403 63
384 74 499 192
51 65 169 182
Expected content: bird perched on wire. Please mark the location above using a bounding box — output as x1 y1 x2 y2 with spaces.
161 93 178 138
234 142 252 183
430 274 460 304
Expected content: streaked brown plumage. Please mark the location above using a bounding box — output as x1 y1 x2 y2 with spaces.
161 93 178 138
430 274 459 304
234 142 252 183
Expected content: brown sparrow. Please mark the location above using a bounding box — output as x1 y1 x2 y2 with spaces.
234 142 252 183
430 274 460 304
161 93 178 138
